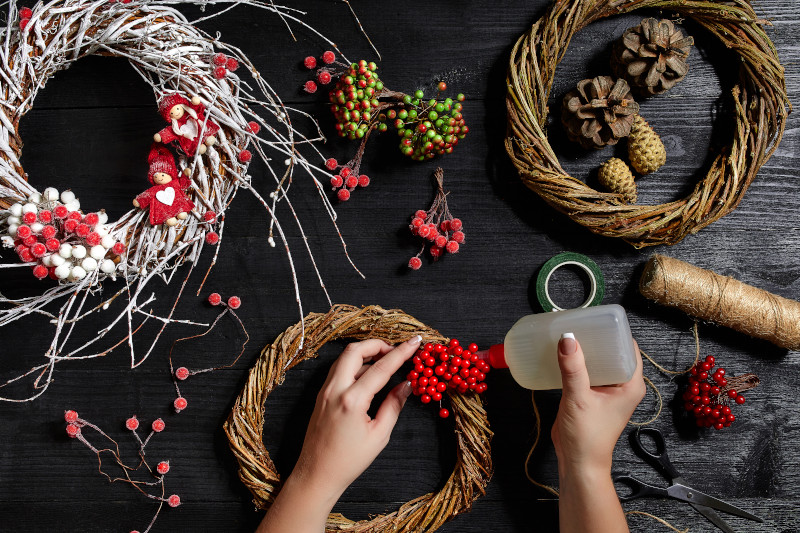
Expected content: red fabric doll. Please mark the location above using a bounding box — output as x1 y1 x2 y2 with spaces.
133 145 195 227
154 93 220 157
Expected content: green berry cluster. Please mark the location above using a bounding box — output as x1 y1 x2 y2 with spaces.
381 85 467 161
329 60 384 140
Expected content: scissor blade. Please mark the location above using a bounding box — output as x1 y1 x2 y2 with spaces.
691 503 737 533
667 484 763 522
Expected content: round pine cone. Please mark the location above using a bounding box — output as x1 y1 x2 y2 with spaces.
561 76 639 149
611 18 694 96
598 157 637 204
628 115 666 175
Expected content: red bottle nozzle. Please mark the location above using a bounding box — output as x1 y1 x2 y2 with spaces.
475 344 507 369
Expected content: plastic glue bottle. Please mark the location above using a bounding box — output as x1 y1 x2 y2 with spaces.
477 304 637 390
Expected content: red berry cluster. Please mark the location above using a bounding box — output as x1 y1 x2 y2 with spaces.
19 6 32 31
408 168 465 270
302 50 339 93
682 356 759 430
210 52 240 80
203 210 221 245
3 191 125 281
406 339 488 418
324 158 370 201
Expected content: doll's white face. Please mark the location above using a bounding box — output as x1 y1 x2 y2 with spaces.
153 172 173 185
169 104 185 120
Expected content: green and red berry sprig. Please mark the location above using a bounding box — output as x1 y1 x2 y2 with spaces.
406 339 489 419
408 168 464 270
682 355 760 430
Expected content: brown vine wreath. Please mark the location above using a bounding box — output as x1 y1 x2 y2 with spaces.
505 0 790 248
224 304 493 532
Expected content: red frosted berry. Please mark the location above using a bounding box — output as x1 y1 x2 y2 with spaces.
30 243 47 257
321 51 335 64
304 80 318 93
449 218 463 231
227 296 242 309
213 66 227 79
247 121 261 134
340 167 351 178
66 424 80 438
213 53 227 66
64 410 79 423
418 225 431 238
126 416 139 431
337 189 350 201
205 232 220 245
67 211 82 221
451 231 465 244
203 211 217 223
174 397 188 412
325 158 338 170
75 224 90 237
317 70 332 85
54 205 68 219
175 367 190 380
20 7 33 18
330 175 344 188
41 225 57 239
32 264 48 279
152 419 166 432
358 175 370 187
345 175 358 188
112 242 126 255
39 210 53 223
167 494 181 508
16 225 32 239
157 461 170 475
429 246 442 258
434 235 447 248
208 293 222 306
20 18 29 30
238 150 252 163
63 219 78 233
84 213 99 226
445 241 460 254
415 210 427 219
18 248 34 262
226 57 239 72
23 212 36 224
303 56 317 69
85 232 101 246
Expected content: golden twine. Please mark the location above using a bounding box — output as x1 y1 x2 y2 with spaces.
223 304 493 532
505 0 790 248
640 254 800 349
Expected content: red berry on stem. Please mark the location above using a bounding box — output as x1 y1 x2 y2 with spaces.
32 264 48 279
317 70 332 85
358 175 370 187
304 80 318 93
439 408 450 418
727 389 737 398
213 66 227 79
152 419 166 432
64 410 79 423
174 397 188 412
157 461 170 475
227 296 242 309
112 242 126 255
337 189 350 201
167 495 181 508
345 175 358 188
735 395 746 405
84 213 99 226
303 56 317 69
203 211 217 223
208 292 222 306
445 241 460 254
205 231 220 245
449 218 463 231
322 51 335 64
226 57 239 72
39 210 53 223
420 394 431 404
126 416 139 431
22 212 36 224
66 424 80 438
54 205 68 218
175 367 190 380
238 150 252 163
408 257 422 270
213 53 227 66
20 7 33 18
248 121 261 134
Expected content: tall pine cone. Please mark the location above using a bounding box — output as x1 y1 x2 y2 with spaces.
598 158 637 204
611 18 694 96
561 76 639 150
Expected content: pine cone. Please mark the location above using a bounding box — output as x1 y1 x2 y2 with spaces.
628 115 666 175
562 76 639 150
611 18 694 96
598 157 637 204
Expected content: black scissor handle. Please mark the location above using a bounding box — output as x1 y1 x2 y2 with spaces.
631 427 681 481
614 475 669 502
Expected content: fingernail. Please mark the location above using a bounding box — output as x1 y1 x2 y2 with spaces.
559 332 576 355
407 335 422 346
402 381 413 398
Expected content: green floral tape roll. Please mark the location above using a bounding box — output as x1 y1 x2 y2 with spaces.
536 252 605 312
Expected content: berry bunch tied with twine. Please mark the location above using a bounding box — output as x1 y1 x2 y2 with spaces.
682 355 759 431
304 54 468 201
407 339 489 418
408 168 465 270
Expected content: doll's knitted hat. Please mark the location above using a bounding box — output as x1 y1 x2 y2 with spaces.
158 93 190 121
148 144 178 183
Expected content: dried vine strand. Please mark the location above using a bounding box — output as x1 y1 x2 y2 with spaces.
224 304 493 532
505 0 790 247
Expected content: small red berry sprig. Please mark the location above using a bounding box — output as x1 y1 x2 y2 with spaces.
18 6 32 31
202 210 220 245
63 410 180 532
682 355 760 430
168 293 249 413
210 51 240 80
302 50 343 93
1 188 126 281
406 339 489 419
324 157 370 201
408 168 464 270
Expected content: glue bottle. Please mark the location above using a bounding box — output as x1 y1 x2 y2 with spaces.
478 304 637 390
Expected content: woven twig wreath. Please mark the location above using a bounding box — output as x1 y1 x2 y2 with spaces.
505 0 790 248
224 304 493 532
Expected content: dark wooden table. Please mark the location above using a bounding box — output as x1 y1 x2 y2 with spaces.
1 1 798 531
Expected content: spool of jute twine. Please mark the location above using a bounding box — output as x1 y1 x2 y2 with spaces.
640 255 800 350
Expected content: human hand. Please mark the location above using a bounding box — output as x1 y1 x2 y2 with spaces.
288 336 419 505
551 334 645 476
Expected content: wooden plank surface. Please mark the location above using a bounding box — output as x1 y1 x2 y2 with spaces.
0 0 798 531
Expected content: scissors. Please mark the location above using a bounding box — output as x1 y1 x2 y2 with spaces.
614 427 763 533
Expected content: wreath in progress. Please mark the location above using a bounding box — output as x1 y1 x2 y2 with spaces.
225 304 493 532
505 0 790 248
